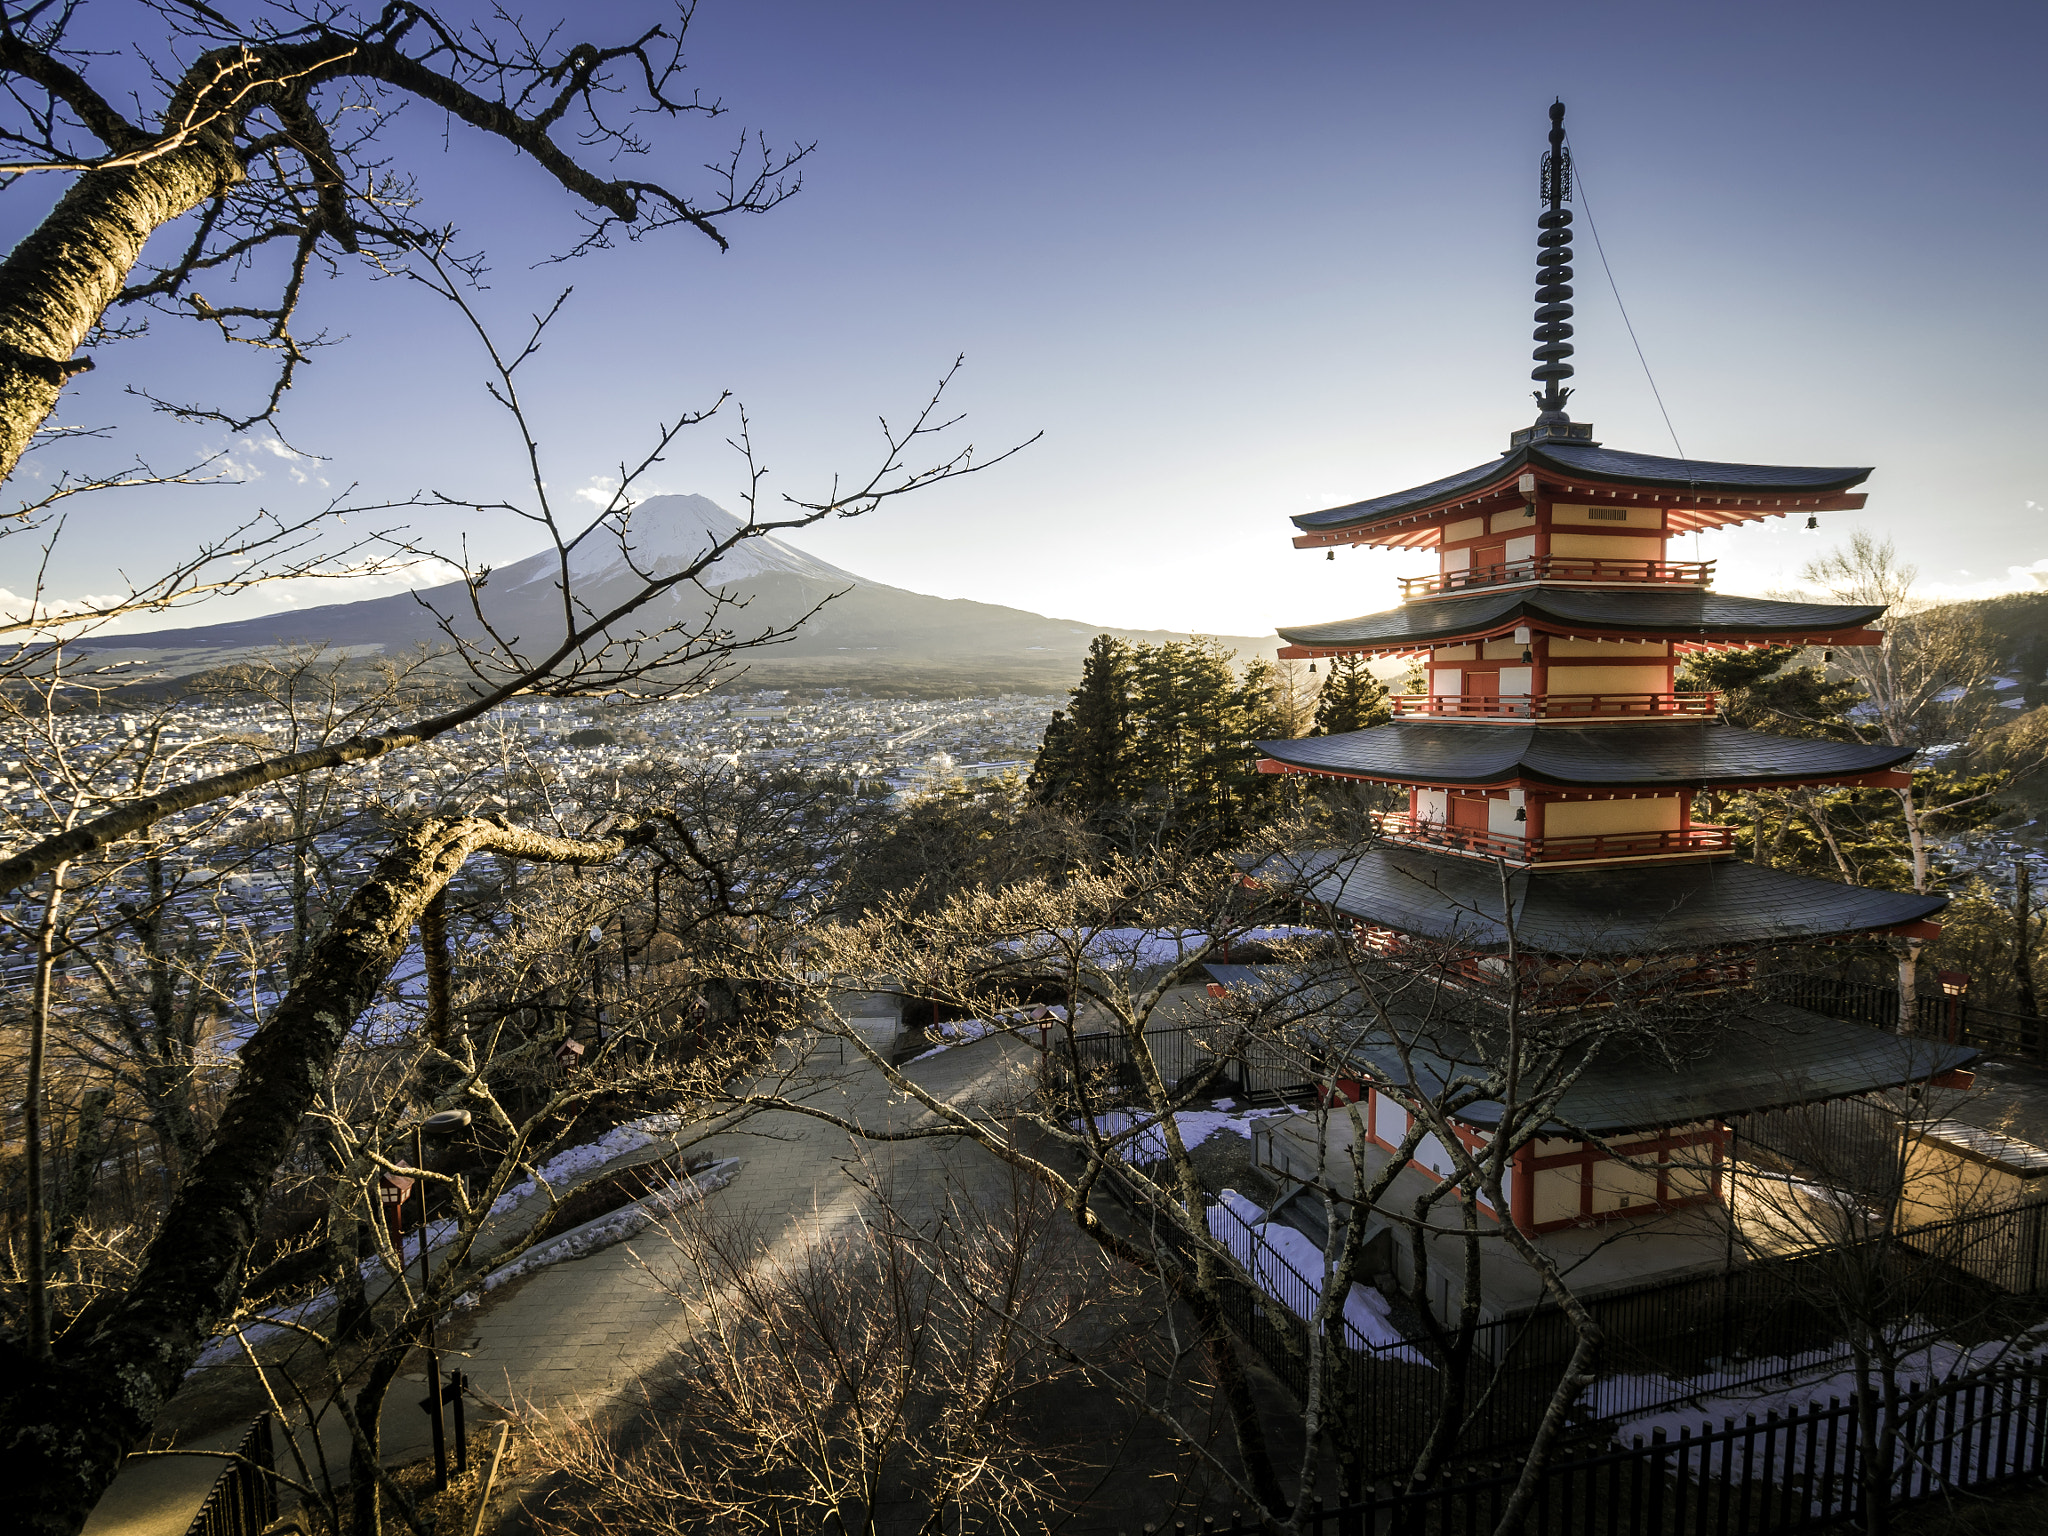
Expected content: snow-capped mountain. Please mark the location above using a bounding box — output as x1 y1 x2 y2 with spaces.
517 494 859 589
88 494 1273 688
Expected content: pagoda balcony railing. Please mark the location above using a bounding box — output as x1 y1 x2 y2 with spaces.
1390 691 1719 720
1374 813 1738 864
1399 556 1715 599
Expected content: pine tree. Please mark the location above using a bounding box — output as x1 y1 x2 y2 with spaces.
1309 653 1390 736
1028 634 1133 814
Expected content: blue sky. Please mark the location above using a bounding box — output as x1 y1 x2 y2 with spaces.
12 0 2047 640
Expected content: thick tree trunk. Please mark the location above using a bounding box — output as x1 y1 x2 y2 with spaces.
0 814 643 1536
0 137 242 481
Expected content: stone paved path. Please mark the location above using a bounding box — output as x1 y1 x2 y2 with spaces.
83 1034 1036 1535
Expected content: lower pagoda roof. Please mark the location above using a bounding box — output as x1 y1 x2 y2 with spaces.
1257 721 1913 790
1277 588 1884 656
1292 441 1872 542
1202 965 1972 1135
1286 844 1946 954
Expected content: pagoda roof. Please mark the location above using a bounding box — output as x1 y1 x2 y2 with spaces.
1201 964 1971 1134
1286 844 1945 954
1277 588 1885 656
1294 441 1872 542
1343 1003 1968 1136
1257 721 1913 790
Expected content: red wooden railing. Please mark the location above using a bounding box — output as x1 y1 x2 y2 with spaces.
1390 691 1717 719
1375 812 1736 864
1400 555 1714 598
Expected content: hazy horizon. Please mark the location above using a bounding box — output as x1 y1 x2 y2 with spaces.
7 1 2045 643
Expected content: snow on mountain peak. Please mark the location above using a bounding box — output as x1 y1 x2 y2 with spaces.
526 493 858 588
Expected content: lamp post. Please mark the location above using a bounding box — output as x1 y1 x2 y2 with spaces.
1936 970 1970 1045
414 1108 471 1490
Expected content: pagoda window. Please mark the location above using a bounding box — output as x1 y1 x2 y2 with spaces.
1415 788 1447 825
1442 546 1471 573
1504 533 1538 566
1552 504 1665 529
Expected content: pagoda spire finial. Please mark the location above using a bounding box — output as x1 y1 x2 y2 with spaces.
1531 98 1577 424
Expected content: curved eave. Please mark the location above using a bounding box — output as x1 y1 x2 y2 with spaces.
1345 1005 1973 1138
1255 722 1916 791
1275 590 1887 656
1291 443 1873 547
1300 845 1947 955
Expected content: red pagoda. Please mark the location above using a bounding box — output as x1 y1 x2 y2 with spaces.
1243 104 1964 1292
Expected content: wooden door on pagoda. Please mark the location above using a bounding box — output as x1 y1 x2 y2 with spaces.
1462 668 1499 712
1450 793 1492 844
1472 540 1507 582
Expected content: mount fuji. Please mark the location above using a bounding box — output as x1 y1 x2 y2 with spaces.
88 494 1274 691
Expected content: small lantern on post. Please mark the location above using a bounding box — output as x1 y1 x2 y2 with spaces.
377 1172 415 1254
1937 970 1970 1044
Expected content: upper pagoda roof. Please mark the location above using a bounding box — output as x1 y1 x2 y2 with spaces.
1286 843 1945 954
1277 587 1885 656
1294 441 1873 543
1257 721 1912 790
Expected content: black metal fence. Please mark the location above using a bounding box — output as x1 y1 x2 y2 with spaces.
1774 973 2046 1064
183 1414 277 1536
1050 1023 1315 1101
1203 1189 2048 1478
1160 1359 2048 1535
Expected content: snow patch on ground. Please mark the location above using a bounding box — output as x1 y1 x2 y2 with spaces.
1208 1188 1426 1363
189 1217 467 1371
489 1113 687 1214
906 1006 1069 1064
477 1157 741 1293
1607 1324 2048 1458
186 1118 720 1375
1075 1102 1294 1161
1007 926 1326 970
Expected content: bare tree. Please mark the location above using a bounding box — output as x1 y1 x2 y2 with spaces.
0 1 815 483
1801 534 2037 1026
711 825 1717 1533
531 1162 1127 1536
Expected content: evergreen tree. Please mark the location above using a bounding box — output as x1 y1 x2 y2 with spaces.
1028 634 1281 847
1309 653 1391 736
1028 634 1133 814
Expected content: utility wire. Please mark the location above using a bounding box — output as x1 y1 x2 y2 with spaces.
1566 142 1688 466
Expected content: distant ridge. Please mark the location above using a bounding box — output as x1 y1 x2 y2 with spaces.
88 494 1276 691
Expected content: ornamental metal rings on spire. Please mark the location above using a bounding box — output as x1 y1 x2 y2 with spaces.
1532 100 1576 415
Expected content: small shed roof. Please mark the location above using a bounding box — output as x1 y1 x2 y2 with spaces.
1910 1119 2048 1176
